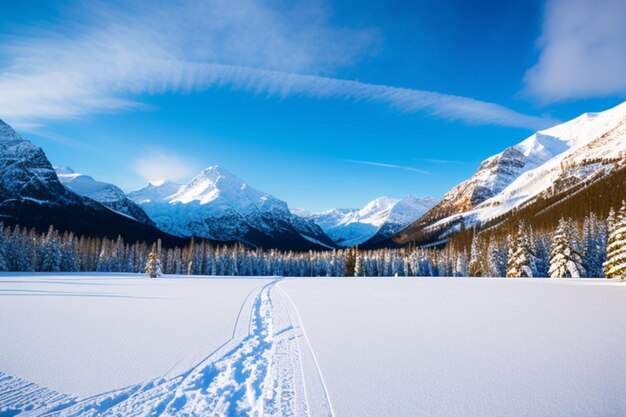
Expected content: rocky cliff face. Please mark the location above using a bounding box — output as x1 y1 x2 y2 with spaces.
394 101 626 245
0 119 185 246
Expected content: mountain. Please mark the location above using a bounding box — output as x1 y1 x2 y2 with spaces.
127 180 182 203
394 101 626 245
128 166 336 251
303 196 437 248
0 119 185 246
54 166 154 225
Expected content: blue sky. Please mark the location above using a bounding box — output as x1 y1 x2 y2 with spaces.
0 0 624 211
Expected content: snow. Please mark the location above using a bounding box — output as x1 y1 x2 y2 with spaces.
306 196 437 247
0 273 270 398
474 102 626 223
127 180 183 204
3 274 626 416
425 100 626 234
299 233 336 250
0 274 333 416
54 166 124 203
53 166 155 224
279 277 626 417
0 119 24 142
127 166 333 248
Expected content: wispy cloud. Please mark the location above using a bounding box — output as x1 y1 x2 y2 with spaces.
0 0 557 130
133 148 200 184
524 0 626 101
344 159 430 174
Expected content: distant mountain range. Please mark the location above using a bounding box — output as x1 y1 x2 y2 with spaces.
126 169 436 250
127 166 337 251
393 101 626 245
297 196 437 248
1 100 624 251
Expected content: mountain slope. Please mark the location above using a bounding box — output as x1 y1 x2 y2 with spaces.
127 180 182 203
55 166 155 226
395 101 626 245
304 196 437 247
129 166 336 250
0 119 185 246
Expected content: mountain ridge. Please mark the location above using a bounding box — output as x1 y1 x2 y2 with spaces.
128 165 337 251
54 166 155 226
300 195 437 247
394 101 626 245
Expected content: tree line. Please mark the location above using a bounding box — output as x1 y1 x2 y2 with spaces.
0 202 625 279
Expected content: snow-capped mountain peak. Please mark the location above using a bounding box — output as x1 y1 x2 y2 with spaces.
0 119 23 142
53 165 76 175
356 196 397 221
304 195 438 247
127 180 183 204
170 165 254 205
168 165 287 214
128 165 335 250
395 100 626 245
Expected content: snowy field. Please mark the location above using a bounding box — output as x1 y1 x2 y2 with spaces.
280 278 626 417
0 274 271 398
1 274 625 416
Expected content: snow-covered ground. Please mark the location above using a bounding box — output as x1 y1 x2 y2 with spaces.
0 273 332 416
0 274 271 398
1 274 625 416
280 278 626 417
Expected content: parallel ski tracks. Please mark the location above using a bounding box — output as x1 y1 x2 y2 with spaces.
0 278 333 417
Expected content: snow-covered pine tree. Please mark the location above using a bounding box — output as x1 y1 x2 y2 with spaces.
468 232 483 277
40 225 62 272
354 249 363 277
582 213 607 278
455 250 468 277
403 256 411 277
603 202 626 280
532 234 550 277
486 238 506 277
418 252 434 276
60 233 80 272
507 222 534 277
548 217 585 278
145 245 162 278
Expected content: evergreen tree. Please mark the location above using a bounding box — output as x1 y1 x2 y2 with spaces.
468 232 483 277
486 238 507 277
40 226 62 272
454 250 468 277
603 202 626 279
548 218 585 278
145 245 162 278
582 213 607 277
507 222 534 277
532 234 550 277
344 249 356 277
354 248 363 277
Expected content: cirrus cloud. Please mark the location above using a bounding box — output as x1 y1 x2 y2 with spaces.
0 0 557 130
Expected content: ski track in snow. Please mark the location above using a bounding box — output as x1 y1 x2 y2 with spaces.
0 279 333 417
